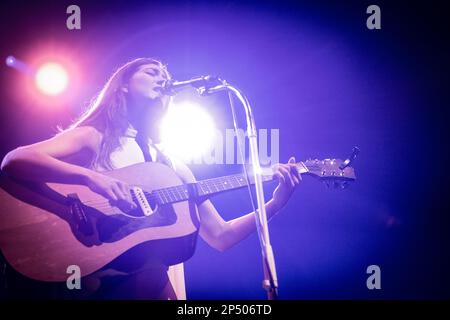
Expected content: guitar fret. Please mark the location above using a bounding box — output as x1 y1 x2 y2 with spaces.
204 181 212 194
166 188 172 202
222 178 229 190
154 190 163 204
229 177 236 188
165 187 172 202
199 182 207 195
211 181 219 192
214 180 223 191
168 187 176 202
219 179 226 190
158 189 164 204
180 186 186 200
233 175 241 187
162 189 169 204
207 182 215 193
162 189 168 204
179 186 188 201
174 186 182 201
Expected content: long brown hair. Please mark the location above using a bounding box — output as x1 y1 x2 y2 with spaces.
64 57 167 170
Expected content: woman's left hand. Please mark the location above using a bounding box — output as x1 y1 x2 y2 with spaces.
271 156 301 211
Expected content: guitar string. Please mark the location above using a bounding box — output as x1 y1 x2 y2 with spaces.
67 174 345 214
77 173 277 208
79 176 345 211
72 165 334 208
79 175 247 206
79 186 191 207
79 178 267 208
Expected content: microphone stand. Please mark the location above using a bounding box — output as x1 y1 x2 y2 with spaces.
197 80 279 300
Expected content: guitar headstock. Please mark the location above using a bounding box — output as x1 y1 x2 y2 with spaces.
300 158 356 189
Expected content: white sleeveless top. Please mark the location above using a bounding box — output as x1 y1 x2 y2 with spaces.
98 127 187 300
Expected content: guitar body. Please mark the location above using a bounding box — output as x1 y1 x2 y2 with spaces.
0 162 200 282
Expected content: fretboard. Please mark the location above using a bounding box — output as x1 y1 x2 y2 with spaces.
147 173 274 205
196 173 273 198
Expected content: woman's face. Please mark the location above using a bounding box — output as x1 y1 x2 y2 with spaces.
126 63 171 106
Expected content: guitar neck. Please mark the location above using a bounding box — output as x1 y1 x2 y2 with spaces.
151 162 309 205
196 172 273 197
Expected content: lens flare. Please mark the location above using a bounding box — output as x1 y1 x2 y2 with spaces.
160 102 216 161
34 62 69 96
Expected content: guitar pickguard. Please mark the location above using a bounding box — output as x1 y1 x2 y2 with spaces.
94 204 178 243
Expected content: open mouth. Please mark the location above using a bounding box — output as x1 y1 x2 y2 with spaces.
151 87 162 97
153 86 166 96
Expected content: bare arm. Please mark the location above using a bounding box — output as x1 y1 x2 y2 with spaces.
196 199 282 252
1 126 137 210
171 157 301 252
0 126 101 185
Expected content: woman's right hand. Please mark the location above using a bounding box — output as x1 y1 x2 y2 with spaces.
85 171 138 213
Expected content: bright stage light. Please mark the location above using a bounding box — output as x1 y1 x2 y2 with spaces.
5 56 15 67
34 62 69 96
160 102 216 161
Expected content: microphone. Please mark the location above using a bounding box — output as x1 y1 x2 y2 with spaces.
163 75 219 95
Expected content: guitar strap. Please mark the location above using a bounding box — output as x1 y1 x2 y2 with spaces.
134 134 174 169
135 134 154 162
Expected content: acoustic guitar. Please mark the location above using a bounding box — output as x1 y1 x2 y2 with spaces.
0 158 355 282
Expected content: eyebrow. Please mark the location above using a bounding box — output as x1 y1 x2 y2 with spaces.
143 65 170 80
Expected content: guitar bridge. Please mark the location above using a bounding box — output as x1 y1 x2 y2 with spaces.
131 187 156 216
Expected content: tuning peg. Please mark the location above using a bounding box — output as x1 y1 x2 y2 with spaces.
339 146 360 170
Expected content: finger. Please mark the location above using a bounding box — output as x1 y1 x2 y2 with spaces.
288 156 296 164
117 182 129 196
279 167 295 188
118 183 136 207
272 163 281 173
274 171 285 183
106 190 118 202
112 184 128 203
288 163 301 181
112 186 135 212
